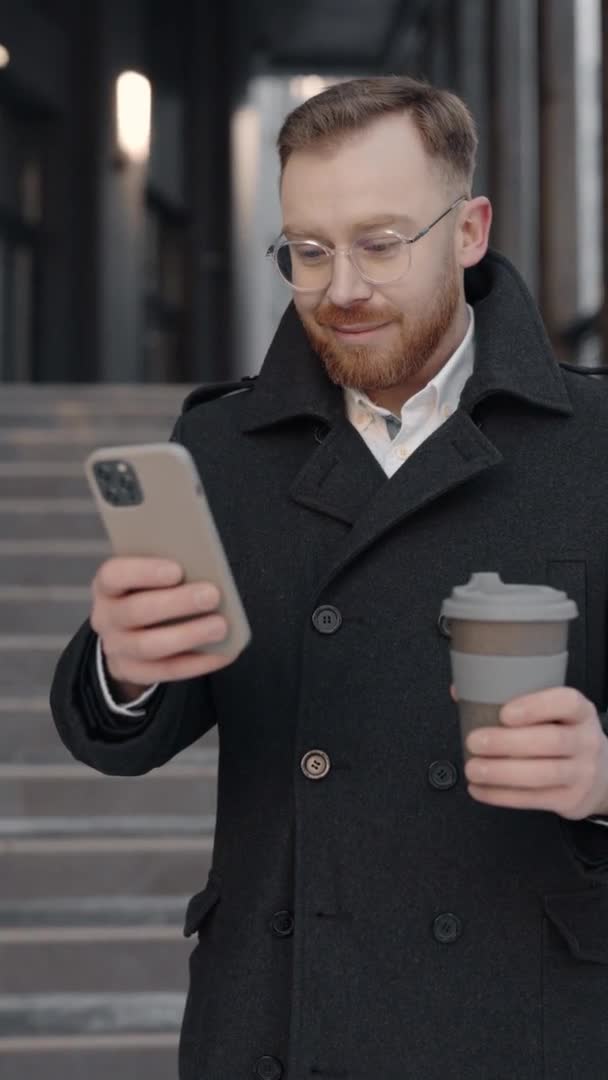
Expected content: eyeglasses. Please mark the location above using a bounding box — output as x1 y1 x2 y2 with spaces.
266 195 467 292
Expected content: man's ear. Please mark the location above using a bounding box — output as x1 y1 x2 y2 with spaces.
457 196 492 269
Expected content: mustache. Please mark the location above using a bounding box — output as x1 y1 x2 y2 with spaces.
314 303 399 327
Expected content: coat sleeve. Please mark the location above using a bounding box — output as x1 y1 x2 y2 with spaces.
49 617 217 777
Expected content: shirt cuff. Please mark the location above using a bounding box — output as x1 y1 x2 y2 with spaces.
95 637 159 716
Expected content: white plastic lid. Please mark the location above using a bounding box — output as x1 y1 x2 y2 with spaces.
440 572 578 622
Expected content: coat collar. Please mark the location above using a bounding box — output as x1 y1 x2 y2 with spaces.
238 250 574 585
240 248 573 435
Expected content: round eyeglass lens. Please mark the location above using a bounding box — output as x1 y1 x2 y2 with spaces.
351 234 411 283
276 241 332 289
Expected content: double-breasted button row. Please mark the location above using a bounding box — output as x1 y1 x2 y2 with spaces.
270 910 294 938
433 912 462 944
312 604 342 634
301 749 331 779
254 1056 283 1079
428 760 458 790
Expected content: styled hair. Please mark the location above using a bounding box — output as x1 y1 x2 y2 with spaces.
277 75 478 193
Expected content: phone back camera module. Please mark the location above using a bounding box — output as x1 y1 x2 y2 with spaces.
93 460 143 506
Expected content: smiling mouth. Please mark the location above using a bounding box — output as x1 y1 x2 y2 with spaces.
330 322 390 334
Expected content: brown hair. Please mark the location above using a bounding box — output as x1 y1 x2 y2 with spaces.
277 75 477 193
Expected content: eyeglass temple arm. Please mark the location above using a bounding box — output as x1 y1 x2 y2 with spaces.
408 195 468 244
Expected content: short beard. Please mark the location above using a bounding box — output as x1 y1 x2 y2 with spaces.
299 264 461 394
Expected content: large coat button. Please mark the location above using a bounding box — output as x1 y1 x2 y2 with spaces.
301 749 331 780
312 605 342 634
270 910 294 937
428 761 458 790
433 912 463 944
254 1056 283 1080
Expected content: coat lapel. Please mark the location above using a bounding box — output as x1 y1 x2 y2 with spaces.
240 250 574 582
312 409 503 589
288 412 387 525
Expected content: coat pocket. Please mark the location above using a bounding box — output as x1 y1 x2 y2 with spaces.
183 871 221 938
542 885 608 1078
544 885 608 963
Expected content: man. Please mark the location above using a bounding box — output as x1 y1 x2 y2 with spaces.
51 76 608 1080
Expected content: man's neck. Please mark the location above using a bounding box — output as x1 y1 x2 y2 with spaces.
367 304 470 416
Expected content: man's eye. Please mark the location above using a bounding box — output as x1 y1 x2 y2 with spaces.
294 245 326 262
360 237 402 255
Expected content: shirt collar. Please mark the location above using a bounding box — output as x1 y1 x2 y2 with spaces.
344 304 475 424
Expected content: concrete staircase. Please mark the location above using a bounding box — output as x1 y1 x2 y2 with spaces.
0 384 217 1079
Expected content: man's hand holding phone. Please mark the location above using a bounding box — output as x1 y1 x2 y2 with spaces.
90 557 235 703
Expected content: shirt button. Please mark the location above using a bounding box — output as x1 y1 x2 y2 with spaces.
254 1057 283 1080
441 403 454 418
433 912 463 944
396 444 409 460
312 605 342 634
301 749 331 780
428 760 459 790
270 910 294 938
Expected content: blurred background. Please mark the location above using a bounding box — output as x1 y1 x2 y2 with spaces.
0 1 606 1078
0 0 605 383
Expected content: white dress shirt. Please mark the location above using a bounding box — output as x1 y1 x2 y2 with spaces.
94 305 608 826
343 303 475 476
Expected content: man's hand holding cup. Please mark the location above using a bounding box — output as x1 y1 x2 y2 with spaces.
441 572 608 821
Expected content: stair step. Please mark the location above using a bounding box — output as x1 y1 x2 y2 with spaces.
0 426 174 447
0 442 164 462
0 813 216 838
0 935 193 994
0 895 189 929
0 701 218 763
0 1040 179 1080
0 405 180 425
0 635 73 695
0 503 104 542
1 835 213 898
0 463 108 499
0 588 91 629
0 381 191 399
0 553 104 585
0 507 102 537
0 990 184 1036
0 763 218 818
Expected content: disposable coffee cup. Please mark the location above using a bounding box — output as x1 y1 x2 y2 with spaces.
439 573 578 764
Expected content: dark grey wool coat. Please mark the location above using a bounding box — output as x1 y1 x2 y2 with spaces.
51 250 608 1080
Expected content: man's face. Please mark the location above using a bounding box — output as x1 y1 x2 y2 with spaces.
280 113 464 394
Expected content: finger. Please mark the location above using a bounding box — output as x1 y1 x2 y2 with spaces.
95 558 183 599
466 723 579 759
464 756 575 789
107 614 229 664
500 687 589 726
112 582 221 630
108 649 233 686
467 784 568 811
449 683 458 702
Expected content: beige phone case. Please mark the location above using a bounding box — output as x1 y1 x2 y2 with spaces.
84 442 251 661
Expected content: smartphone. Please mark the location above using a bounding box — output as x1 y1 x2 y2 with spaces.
84 442 251 661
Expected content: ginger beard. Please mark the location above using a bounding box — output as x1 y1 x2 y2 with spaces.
297 261 461 394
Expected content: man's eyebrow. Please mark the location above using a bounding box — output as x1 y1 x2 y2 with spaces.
282 214 417 240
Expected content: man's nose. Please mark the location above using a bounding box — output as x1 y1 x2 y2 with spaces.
325 250 373 307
